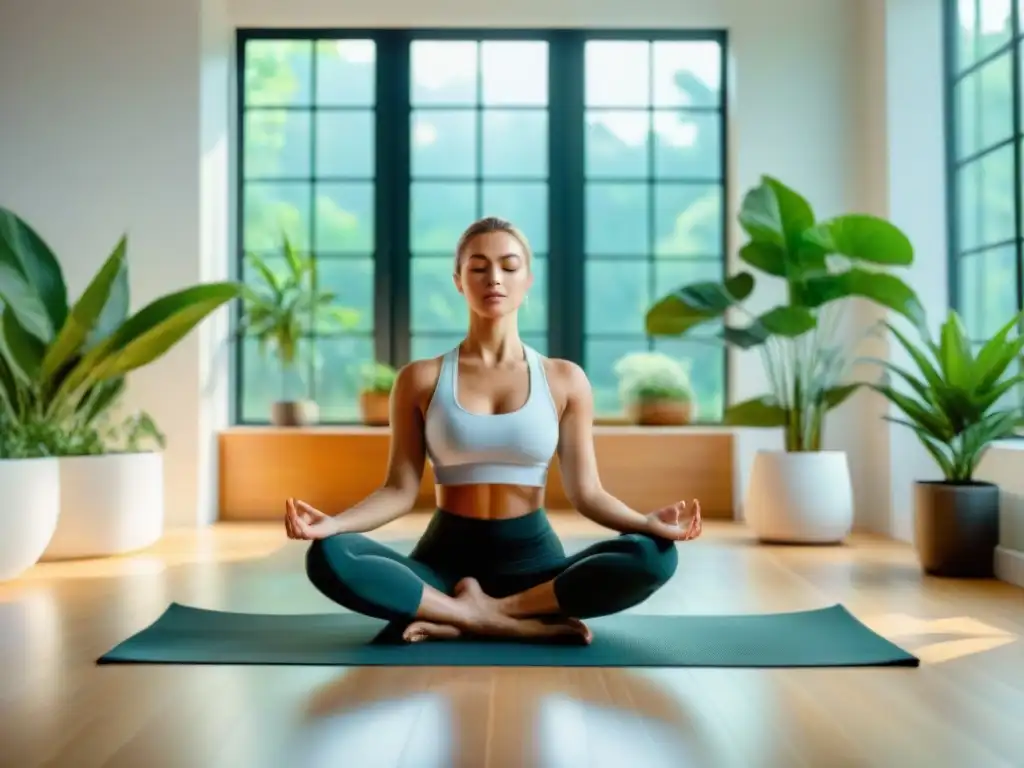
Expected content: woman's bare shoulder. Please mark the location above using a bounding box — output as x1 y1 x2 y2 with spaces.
539 354 591 408
394 356 444 411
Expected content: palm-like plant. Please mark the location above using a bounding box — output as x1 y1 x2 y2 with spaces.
869 309 1024 482
0 207 241 457
239 235 359 400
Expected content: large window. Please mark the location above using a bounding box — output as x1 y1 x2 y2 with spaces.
946 1 1022 380
236 30 728 424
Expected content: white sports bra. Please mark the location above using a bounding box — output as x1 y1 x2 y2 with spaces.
423 345 560 487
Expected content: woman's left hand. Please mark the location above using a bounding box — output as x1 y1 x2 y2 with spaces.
644 499 702 541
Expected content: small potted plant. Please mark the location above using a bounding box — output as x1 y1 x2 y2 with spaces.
614 351 695 426
359 362 397 426
867 309 1023 577
239 234 358 426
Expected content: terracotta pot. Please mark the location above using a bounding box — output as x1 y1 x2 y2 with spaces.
625 398 693 426
360 390 391 426
270 400 318 427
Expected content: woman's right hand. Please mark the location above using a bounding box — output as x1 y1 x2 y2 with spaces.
284 498 341 540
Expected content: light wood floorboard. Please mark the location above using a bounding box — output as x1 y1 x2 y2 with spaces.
1 513 1022 768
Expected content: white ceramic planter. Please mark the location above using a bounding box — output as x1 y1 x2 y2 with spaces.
42 452 165 560
0 457 60 580
744 449 854 544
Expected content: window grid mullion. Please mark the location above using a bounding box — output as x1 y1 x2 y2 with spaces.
1011 1 1024 404
308 43 319 403
235 29 728 424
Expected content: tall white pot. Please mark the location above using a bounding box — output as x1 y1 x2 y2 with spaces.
43 452 165 560
744 450 854 544
0 457 61 580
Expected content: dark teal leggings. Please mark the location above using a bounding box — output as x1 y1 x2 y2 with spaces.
305 508 678 623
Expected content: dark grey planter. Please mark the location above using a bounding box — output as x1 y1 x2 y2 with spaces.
913 480 1000 578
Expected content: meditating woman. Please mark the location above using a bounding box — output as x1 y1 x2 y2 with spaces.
284 216 702 644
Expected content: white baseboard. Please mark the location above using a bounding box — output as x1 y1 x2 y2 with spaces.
995 546 1024 588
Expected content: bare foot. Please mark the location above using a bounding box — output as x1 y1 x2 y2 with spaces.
402 621 462 643
452 578 592 645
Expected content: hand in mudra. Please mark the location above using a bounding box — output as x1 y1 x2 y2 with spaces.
284 498 339 540
644 499 702 541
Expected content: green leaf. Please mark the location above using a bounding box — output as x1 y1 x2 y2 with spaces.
76 376 125 425
797 268 927 331
738 241 787 276
720 324 769 349
861 356 936 406
92 282 242 380
973 373 1024 413
84 239 130 351
0 207 69 342
721 396 789 427
1 306 45 383
59 282 242 398
719 305 816 349
760 306 816 336
246 252 283 302
41 236 129 383
737 176 815 249
0 348 18 415
884 416 956 478
937 310 973 389
885 321 947 395
972 310 1024 386
868 382 953 440
802 214 913 266
823 383 861 410
645 272 755 336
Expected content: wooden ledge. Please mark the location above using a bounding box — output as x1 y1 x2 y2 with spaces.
220 424 734 436
218 426 734 521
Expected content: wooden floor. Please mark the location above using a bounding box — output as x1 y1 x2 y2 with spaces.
1 513 1023 768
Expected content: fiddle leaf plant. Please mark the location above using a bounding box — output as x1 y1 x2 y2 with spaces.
866 309 1024 482
239 235 360 400
645 175 926 451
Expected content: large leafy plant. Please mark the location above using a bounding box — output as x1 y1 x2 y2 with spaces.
869 309 1024 482
0 207 241 458
240 235 359 399
646 175 926 451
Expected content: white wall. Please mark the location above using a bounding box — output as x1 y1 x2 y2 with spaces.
977 444 1024 586
0 0 951 534
880 0 951 542
0 0 232 527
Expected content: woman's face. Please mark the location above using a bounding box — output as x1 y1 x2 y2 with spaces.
454 231 533 319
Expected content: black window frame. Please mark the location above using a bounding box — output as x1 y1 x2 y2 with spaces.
232 27 731 425
944 1 1024 359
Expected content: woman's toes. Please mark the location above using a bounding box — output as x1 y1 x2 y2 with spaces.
402 621 462 643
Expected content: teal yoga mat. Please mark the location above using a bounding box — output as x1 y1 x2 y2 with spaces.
97 602 918 668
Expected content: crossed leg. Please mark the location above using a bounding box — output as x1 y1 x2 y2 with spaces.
402 532 680 644
305 533 592 643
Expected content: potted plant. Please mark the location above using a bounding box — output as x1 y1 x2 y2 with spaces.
0 413 61 580
43 403 168 561
645 175 925 543
613 351 695 425
867 309 1022 576
359 361 397 426
239 235 358 426
0 206 240 565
